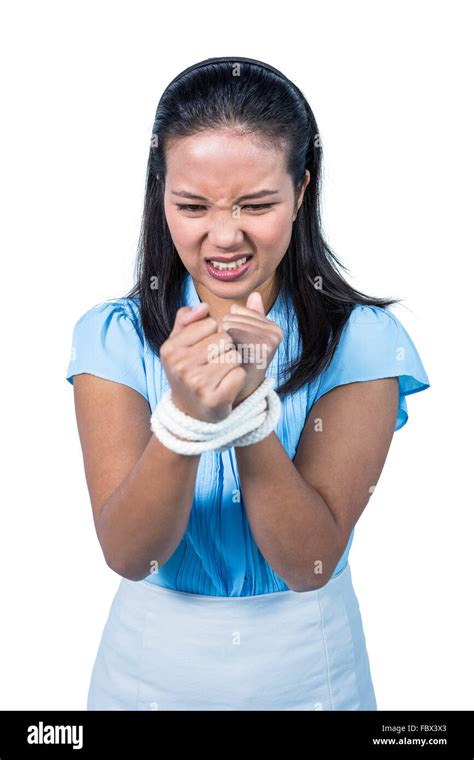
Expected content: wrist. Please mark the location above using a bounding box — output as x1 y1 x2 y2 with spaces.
233 392 251 408
233 379 266 408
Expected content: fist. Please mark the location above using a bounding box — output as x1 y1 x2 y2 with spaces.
221 291 284 406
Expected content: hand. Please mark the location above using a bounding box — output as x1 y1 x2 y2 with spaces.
221 291 284 407
160 302 247 422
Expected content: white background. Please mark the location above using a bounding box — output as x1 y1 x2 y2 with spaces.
0 0 472 710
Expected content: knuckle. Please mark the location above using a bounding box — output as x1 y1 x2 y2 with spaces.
220 343 237 361
173 359 188 380
219 331 235 347
202 391 219 409
159 341 172 359
187 373 203 392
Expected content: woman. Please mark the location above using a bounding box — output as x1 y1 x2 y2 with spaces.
66 56 430 710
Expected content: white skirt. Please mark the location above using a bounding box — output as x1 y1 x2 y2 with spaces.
87 562 377 710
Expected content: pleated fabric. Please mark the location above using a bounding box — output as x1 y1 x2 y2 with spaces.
66 273 430 597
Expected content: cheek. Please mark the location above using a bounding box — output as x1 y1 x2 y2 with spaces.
255 210 293 249
165 209 197 248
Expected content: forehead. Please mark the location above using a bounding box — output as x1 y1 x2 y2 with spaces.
164 129 290 196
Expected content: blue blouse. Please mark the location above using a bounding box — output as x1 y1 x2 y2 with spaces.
66 273 430 596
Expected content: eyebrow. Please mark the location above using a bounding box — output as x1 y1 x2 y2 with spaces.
171 189 280 203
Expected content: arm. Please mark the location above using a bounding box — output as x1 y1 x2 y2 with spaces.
234 377 399 592
73 373 201 581
72 302 246 583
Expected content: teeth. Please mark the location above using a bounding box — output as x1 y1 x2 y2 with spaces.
210 256 249 271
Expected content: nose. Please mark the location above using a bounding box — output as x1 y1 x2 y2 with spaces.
206 211 246 250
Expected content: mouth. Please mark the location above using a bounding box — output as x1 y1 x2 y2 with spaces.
205 254 253 281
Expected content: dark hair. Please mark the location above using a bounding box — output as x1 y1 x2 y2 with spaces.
124 56 403 398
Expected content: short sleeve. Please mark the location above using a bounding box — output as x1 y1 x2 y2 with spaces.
313 304 430 431
65 298 148 401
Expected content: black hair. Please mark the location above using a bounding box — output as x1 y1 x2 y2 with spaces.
124 56 403 398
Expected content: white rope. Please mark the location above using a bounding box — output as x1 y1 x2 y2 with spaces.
150 376 281 455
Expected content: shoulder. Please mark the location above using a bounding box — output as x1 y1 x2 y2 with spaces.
342 302 401 334
66 296 148 400
71 296 143 340
330 303 422 368
314 303 430 431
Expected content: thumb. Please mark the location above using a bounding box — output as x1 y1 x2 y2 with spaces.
246 291 265 314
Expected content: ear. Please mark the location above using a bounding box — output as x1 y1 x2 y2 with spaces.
293 169 311 220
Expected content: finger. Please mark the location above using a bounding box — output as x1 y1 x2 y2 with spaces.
172 314 223 349
170 302 209 339
246 291 265 314
223 314 283 339
213 365 247 404
206 343 242 375
179 329 236 368
188 348 245 397
199 330 238 365
221 321 268 342
229 291 266 318
218 323 272 368
228 303 268 322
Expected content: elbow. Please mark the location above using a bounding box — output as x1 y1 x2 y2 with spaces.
285 544 346 593
101 539 173 582
288 576 331 593
101 540 151 582
104 552 148 582
97 524 151 582
284 567 332 592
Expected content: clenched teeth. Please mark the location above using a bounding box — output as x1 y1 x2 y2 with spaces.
209 256 249 271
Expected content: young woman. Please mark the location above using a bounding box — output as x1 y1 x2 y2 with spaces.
66 56 430 711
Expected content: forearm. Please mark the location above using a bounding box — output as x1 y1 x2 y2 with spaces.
235 432 344 591
96 434 200 581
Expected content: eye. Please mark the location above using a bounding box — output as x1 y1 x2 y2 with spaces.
176 203 275 213
176 204 206 212
242 204 274 211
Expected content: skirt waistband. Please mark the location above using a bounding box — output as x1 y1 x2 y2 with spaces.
131 560 352 606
